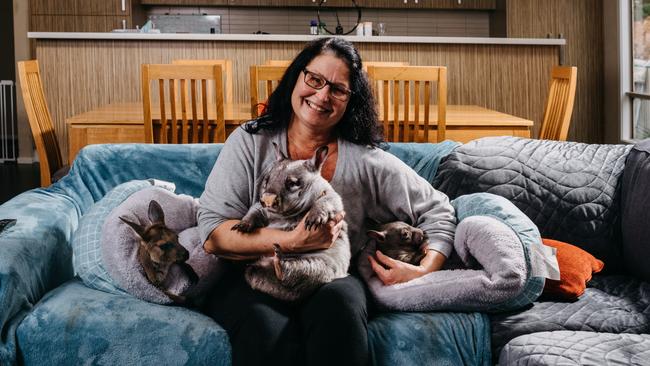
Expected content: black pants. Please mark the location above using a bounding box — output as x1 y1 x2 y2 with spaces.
204 264 370 366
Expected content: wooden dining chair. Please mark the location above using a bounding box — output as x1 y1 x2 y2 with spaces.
249 65 288 118
141 63 225 144
367 65 447 143
172 59 233 104
538 66 577 141
17 60 68 187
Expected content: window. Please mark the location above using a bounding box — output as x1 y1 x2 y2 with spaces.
630 0 650 140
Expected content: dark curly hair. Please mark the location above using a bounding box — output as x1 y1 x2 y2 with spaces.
243 37 384 147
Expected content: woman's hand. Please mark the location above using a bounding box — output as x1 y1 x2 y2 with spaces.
285 211 346 253
368 248 447 285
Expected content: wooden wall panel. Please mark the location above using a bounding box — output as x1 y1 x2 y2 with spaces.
506 0 604 143
35 40 558 159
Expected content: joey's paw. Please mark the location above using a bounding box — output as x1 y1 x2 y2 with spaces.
231 221 255 233
304 209 330 230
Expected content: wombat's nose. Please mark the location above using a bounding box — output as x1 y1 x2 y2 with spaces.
261 193 278 208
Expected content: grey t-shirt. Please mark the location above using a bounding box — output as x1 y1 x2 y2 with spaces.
198 125 456 257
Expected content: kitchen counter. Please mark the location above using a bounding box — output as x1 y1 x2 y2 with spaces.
28 32 565 46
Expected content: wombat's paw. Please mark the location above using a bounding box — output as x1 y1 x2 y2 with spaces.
231 220 255 233
273 243 284 258
304 209 329 230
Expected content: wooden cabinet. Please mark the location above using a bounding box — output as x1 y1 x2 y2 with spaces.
137 0 495 8
141 0 228 4
30 16 76 32
76 0 132 15
30 0 77 15
30 0 143 32
30 15 133 32
431 0 497 10
315 0 497 9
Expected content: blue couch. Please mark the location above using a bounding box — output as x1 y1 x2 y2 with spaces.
0 142 490 366
1 138 649 365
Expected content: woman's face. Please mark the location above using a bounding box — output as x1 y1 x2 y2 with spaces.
290 53 351 134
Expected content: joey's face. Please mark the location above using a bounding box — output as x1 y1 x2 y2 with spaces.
143 225 189 264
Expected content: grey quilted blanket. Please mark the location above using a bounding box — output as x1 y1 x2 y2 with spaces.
499 331 650 365
490 275 650 355
433 137 632 271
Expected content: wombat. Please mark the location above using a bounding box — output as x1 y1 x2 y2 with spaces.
367 221 429 266
120 200 199 303
231 142 351 301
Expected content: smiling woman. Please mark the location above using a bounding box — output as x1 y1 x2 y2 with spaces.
198 37 457 366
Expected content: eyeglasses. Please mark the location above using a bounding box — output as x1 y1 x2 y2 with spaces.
302 69 352 102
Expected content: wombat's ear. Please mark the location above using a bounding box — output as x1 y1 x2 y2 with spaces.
367 230 386 242
148 200 165 225
310 145 329 171
119 216 146 239
271 142 287 161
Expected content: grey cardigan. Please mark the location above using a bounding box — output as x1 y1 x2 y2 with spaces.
198 126 457 258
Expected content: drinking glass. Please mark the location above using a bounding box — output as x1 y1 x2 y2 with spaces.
378 23 386 36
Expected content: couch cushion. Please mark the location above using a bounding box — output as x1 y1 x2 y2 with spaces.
433 137 632 272
52 143 224 218
499 331 650 365
368 312 491 366
16 279 231 366
621 139 650 282
490 274 650 354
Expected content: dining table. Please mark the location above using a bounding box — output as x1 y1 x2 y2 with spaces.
65 102 533 164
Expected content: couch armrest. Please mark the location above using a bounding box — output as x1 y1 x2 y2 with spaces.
0 189 79 365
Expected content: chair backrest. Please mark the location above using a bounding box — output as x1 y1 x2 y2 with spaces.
364 61 410 112
264 60 292 66
141 63 225 144
17 60 63 187
538 66 577 141
249 65 288 118
363 61 409 71
172 59 233 104
367 65 447 143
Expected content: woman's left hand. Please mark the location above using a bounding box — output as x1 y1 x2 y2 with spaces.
368 249 447 285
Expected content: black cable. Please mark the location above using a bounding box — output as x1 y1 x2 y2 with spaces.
317 0 362 36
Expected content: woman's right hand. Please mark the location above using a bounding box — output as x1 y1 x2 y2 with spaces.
286 211 346 253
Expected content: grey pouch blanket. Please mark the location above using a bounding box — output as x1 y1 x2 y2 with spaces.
360 216 530 312
102 187 223 304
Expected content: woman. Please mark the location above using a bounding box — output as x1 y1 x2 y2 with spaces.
198 37 456 366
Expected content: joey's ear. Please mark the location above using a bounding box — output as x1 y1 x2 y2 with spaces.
148 200 165 225
119 216 146 239
310 145 329 171
366 230 386 242
272 142 287 161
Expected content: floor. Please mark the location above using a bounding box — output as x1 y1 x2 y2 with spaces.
0 162 40 205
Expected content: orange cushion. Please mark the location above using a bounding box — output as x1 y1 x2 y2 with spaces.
541 238 604 300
